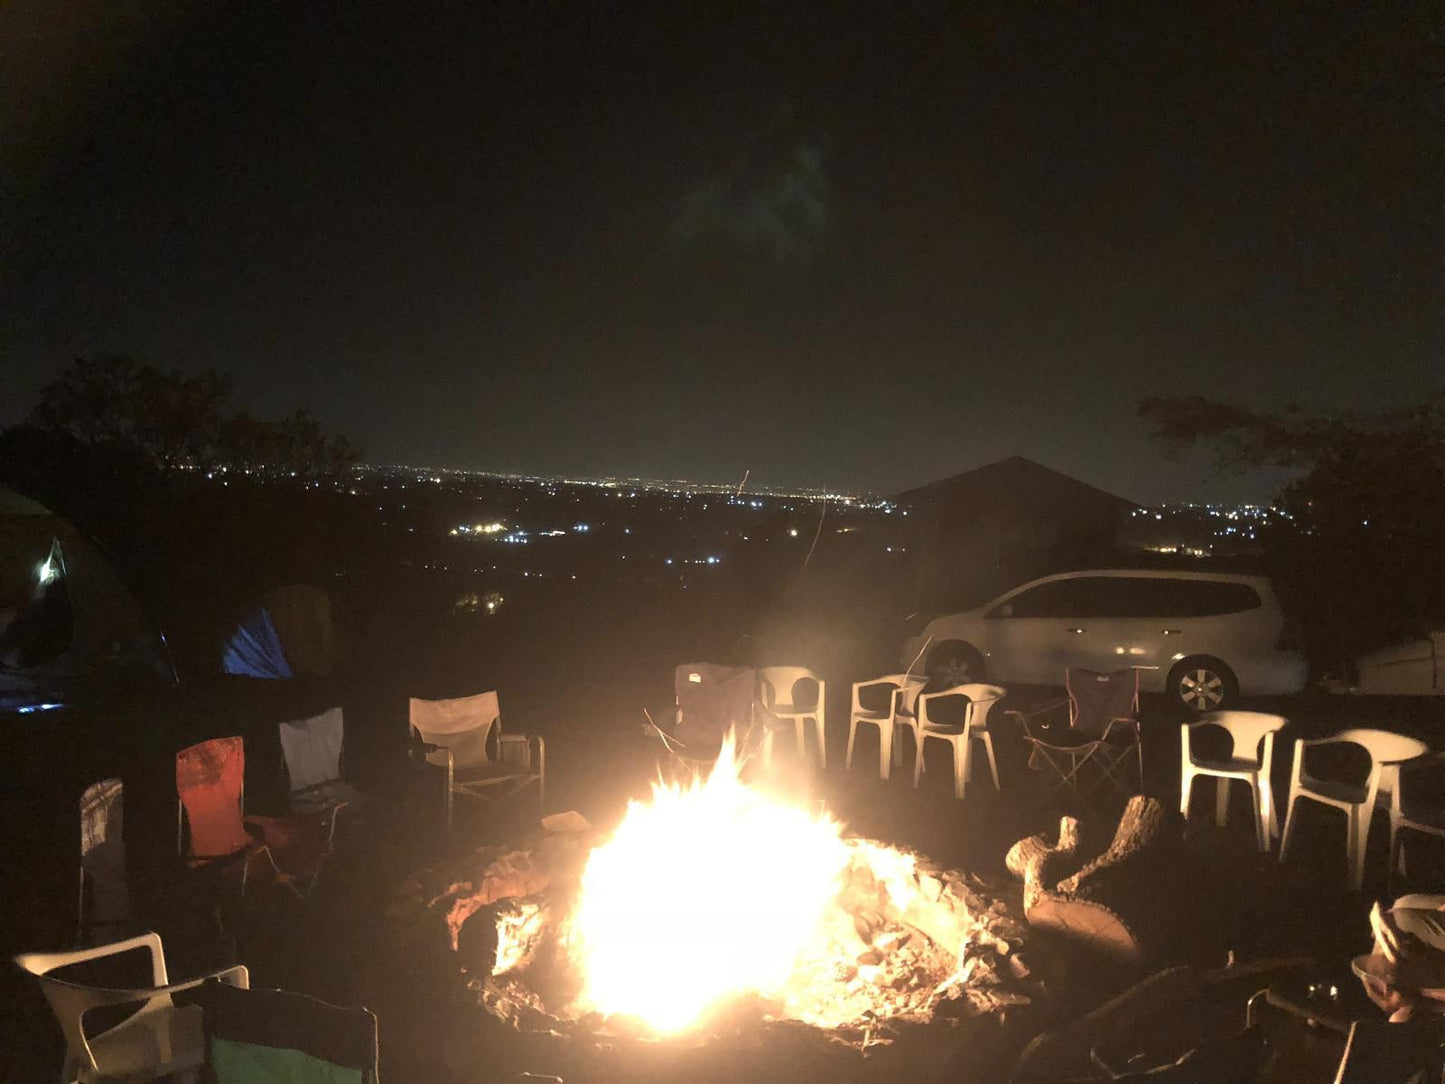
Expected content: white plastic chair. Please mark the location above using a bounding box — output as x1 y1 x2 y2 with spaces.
845 673 926 780
409 692 545 829
1179 711 1287 852
14 931 248 1083
78 778 128 945
757 666 827 769
1388 751 1445 884
912 683 1006 799
1278 728 1429 890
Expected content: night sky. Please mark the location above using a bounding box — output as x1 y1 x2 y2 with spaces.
3 4 1440 502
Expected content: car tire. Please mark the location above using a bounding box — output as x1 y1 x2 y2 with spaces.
926 642 985 686
1168 657 1238 713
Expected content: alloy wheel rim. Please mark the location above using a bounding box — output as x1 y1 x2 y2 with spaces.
936 659 973 685
1180 669 1224 709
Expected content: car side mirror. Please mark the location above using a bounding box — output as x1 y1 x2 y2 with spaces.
991 603 1013 618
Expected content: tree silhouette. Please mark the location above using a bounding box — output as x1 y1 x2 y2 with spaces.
27 355 358 477
1140 393 1445 667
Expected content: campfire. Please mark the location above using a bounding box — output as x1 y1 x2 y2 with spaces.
418 734 1040 1064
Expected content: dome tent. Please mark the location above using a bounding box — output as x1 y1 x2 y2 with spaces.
222 583 337 680
0 484 175 714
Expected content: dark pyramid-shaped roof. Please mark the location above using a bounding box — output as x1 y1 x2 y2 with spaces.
892 456 1137 510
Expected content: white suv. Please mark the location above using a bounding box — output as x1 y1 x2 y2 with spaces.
902 569 1307 711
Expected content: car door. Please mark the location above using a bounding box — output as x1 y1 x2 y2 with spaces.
980 577 1103 683
1086 576 1171 673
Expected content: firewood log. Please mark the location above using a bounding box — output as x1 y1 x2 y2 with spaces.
1005 816 1081 912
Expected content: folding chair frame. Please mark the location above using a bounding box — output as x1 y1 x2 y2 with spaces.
1008 670 1144 805
415 730 546 830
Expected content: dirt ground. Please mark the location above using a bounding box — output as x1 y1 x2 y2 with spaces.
3 575 1443 1081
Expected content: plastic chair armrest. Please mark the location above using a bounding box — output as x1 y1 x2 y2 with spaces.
72 964 251 1012
852 678 890 711
20 932 169 987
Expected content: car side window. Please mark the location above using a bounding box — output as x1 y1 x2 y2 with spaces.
992 578 1110 619
1105 578 1262 617
990 577 1263 619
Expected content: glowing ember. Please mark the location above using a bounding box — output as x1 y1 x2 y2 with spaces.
564 735 970 1034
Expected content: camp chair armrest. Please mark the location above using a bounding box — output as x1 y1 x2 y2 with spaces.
1006 698 1070 724
499 733 546 777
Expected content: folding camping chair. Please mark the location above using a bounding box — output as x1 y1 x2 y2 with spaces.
176 737 285 896
78 778 129 944
662 663 761 775
199 978 379 1083
408 692 545 830
278 706 366 851
1007 667 1143 804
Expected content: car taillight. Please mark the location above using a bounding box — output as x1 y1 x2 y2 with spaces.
1277 618 1302 653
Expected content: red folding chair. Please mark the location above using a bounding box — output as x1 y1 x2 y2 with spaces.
175 737 287 895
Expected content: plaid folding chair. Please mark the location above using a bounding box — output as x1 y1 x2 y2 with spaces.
1008 667 1143 804
78 778 129 944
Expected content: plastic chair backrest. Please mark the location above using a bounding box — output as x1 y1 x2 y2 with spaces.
176 737 249 858
955 683 1005 730
1196 711 1287 762
758 666 819 710
1066 668 1139 735
279 707 345 792
1394 751 1445 818
894 676 927 718
409 692 499 771
80 778 128 927
14 933 171 1073
1333 728 1429 769
201 980 379 1083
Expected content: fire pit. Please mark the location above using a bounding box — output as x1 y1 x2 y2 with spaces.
408 739 1042 1080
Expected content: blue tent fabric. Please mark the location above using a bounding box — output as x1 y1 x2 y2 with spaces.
223 609 293 679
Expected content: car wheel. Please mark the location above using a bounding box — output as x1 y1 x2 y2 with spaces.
926 642 984 686
1168 657 1237 713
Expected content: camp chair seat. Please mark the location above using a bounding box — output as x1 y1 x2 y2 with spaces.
1026 727 1109 752
452 760 539 786
287 779 364 817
